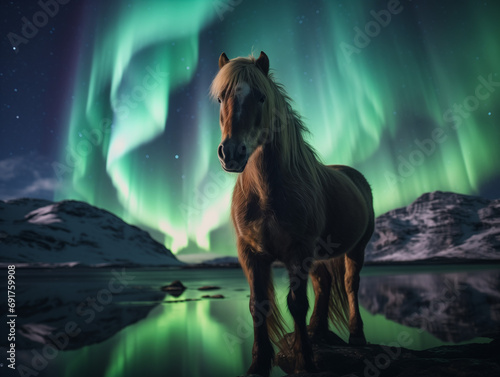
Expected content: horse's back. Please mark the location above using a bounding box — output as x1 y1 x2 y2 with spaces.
327 165 373 209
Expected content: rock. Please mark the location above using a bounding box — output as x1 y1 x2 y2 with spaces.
164 298 200 303
277 330 500 377
366 191 500 263
162 280 186 290
198 285 221 291
201 294 225 299
161 280 187 297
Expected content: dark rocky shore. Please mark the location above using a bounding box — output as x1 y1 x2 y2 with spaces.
276 330 500 377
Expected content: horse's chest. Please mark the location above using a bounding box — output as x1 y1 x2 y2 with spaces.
233 193 309 255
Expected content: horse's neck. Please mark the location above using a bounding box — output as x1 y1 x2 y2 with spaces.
240 102 317 201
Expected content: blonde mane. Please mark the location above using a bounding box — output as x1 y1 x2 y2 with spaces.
210 55 325 187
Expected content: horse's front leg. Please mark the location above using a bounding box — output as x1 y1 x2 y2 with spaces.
286 256 316 373
240 245 275 377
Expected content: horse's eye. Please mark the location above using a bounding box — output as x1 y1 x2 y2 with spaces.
259 95 266 103
218 97 222 103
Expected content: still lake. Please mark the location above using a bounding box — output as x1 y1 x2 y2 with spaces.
2 264 499 377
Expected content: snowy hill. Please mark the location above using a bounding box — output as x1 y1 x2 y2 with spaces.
0 198 183 267
366 191 500 263
177 252 240 266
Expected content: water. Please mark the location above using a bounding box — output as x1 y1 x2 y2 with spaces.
1 265 498 377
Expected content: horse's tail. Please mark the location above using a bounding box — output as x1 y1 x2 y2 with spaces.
266 271 288 349
325 257 350 334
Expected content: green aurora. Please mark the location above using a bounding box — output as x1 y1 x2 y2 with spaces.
55 0 500 255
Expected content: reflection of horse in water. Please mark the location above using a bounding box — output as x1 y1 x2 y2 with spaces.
211 51 374 376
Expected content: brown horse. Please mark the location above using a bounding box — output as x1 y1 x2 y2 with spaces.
211 51 374 376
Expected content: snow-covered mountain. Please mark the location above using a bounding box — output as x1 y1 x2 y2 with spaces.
2 191 498 267
0 198 183 267
366 191 500 263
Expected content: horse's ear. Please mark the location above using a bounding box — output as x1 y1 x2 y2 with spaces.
219 52 230 69
255 51 269 76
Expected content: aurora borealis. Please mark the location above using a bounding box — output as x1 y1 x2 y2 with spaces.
1 0 499 256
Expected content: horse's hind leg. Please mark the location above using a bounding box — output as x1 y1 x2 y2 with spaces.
309 261 332 340
344 244 367 345
240 245 275 377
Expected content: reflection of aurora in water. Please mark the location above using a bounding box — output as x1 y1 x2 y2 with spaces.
47 300 475 377
54 0 500 255
102 301 248 377
20 268 492 377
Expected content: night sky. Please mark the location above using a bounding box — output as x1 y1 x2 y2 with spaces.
1 0 499 256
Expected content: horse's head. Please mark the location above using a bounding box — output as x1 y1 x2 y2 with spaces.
212 51 270 173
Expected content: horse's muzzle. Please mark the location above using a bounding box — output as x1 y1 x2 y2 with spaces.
218 140 248 173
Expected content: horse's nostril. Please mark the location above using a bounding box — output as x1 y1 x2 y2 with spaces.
240 144 247 154
218 144 224 160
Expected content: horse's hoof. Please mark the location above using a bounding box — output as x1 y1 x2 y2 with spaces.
246 365 270 377
349 335 367 346
299 366 320 374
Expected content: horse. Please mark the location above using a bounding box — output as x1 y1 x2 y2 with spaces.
210 51 374 376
